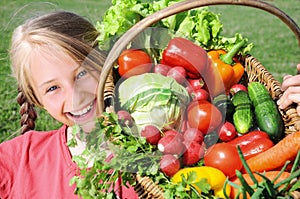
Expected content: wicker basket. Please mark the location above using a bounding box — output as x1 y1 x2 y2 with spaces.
99 0 300 198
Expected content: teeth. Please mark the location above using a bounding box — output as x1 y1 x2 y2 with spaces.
71 102 93 117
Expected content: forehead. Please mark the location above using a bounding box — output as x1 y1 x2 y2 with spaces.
28 45 79 85
30 44 76 66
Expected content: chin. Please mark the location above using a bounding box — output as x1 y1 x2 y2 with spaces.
79 120 97 133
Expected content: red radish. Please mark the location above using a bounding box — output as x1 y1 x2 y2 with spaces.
230 84 248 96
182 141 205 166
218 121 237 142
183 128 204 144
160 154 181 177
167 66 187 85
187 78 205 91
140 125 161 145
191 88 209 101
164 130 184 141
158 134 185 155
154 64 171 76
117 110 134 127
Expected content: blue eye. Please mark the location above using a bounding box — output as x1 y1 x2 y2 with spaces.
46 85 58 92
77 70 87 79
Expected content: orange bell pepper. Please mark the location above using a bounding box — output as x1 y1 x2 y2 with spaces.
206 40 246 95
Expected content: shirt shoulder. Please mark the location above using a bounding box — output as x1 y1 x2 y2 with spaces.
0 125 79 199
0 125 66 158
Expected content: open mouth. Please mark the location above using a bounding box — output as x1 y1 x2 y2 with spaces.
70 101 95 118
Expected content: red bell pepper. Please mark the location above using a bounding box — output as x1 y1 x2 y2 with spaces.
227 130 269 146
228 130 274 160
161 37 208 79
241 137 274 160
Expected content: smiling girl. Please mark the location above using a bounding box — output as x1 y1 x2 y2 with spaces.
0 11 138 199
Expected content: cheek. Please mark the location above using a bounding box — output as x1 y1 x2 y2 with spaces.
75 78 98 95
42 99 63 119
74 76 98 95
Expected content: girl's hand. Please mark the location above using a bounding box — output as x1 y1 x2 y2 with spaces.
277 64 300 116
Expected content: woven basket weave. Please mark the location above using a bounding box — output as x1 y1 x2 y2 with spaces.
99 0 300 198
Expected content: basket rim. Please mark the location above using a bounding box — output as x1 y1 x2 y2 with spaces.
97 0 300 113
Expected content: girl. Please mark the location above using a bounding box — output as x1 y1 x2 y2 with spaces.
0 11 138 199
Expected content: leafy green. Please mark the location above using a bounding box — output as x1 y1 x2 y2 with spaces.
96 0 253 55
95 0 151 50
68 112 162 198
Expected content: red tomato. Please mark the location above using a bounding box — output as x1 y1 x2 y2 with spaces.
118 49 153 78
204 143 242 177
187 100 222 135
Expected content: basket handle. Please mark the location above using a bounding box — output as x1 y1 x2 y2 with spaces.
97 0 300 113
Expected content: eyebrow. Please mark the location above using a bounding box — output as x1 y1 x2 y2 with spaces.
38 79 55 88
38 65 81 89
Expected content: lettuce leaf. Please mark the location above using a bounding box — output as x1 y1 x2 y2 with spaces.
96 0 253 54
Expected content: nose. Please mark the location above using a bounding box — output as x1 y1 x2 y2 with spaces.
70 80 93 109
62 82 75 111
65 83 86 111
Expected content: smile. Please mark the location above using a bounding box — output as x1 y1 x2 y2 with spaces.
70 101 94 118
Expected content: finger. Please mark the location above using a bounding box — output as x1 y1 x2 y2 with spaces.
297 104 300 117
278 93 300 110
281 75 300 91
278 86 300 104
297 63 300 74
282 75 292 81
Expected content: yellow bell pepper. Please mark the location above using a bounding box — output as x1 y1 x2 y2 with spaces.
171 166 231 198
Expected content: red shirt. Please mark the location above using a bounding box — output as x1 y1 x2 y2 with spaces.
0 125 138 199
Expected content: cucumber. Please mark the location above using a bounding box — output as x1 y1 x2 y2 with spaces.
203 131 219 148
232 91 253 134
247 82 284 142
213 94 235 122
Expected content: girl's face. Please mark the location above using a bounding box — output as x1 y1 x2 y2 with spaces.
30 49 100 131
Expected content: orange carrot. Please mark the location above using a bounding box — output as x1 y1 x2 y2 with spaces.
230 171 290 199
247 131 300 172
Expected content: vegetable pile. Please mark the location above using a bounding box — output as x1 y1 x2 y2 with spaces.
69 0 300 198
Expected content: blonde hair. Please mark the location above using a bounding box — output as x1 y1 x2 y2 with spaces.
10 11 107 133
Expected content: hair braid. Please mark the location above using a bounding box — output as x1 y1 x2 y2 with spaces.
17 87 37 134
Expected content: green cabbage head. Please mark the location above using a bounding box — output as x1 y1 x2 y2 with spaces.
118 73 190 132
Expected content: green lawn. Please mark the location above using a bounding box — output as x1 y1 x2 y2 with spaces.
0 0 299 143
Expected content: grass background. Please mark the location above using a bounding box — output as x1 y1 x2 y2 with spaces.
0 0 299 143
